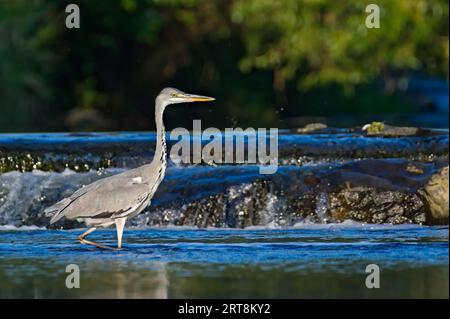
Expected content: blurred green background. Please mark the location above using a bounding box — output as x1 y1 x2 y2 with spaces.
0 0 448 132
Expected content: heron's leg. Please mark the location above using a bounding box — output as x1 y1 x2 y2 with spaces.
79 227 96 239
78 227 115 250
115 217 127 249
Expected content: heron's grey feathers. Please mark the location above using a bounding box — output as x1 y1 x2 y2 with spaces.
43 88 213 231
47 163 163 224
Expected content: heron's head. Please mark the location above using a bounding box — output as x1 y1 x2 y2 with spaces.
158 87 215 106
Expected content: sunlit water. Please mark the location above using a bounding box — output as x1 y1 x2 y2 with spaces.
0 223 448 298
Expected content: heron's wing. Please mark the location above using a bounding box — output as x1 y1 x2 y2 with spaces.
47 172 152 224
67 164 150 200
44 175 112 217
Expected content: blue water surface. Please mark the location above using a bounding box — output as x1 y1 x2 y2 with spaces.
0 223 448 298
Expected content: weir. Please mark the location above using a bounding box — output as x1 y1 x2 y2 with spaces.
0 128 448 228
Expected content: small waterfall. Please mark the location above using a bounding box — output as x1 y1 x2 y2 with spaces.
315 192 329 223
0 131 447 228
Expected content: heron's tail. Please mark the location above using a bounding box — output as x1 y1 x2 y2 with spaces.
44 198 72 224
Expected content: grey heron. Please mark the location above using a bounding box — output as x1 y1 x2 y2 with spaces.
44 88 215 250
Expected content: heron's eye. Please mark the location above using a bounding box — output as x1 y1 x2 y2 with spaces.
170 93 177 98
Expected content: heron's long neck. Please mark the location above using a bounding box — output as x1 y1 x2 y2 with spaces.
154 102 167 167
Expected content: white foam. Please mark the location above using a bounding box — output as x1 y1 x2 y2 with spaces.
244 221 283 230
0 225 46 231
292 219 425 230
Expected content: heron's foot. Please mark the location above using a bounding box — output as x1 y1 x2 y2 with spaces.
77 227 122 251
78 237 116 250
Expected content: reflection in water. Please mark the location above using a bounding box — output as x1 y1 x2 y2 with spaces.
96 262 169 299
0 225 448 298
0 259 170 299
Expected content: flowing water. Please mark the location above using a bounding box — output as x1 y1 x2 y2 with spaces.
0 224 448 298
0 132 448 298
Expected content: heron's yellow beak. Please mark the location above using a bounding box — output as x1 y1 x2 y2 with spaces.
185 94 215 102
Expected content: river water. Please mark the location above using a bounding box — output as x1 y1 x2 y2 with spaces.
0 131 448 298
0 224 448 298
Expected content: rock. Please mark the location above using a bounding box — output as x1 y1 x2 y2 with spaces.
297 123 328 133
422 166 449 225
406 164 425 174
362 122 385 133
130 159 438 227
3 158 446 228
362 122 421 136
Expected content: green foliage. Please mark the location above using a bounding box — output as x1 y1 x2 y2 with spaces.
0 0 448 132
0 0 58 130
232 0 448 91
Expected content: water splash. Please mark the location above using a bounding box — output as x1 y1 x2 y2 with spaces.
315 192 329 223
